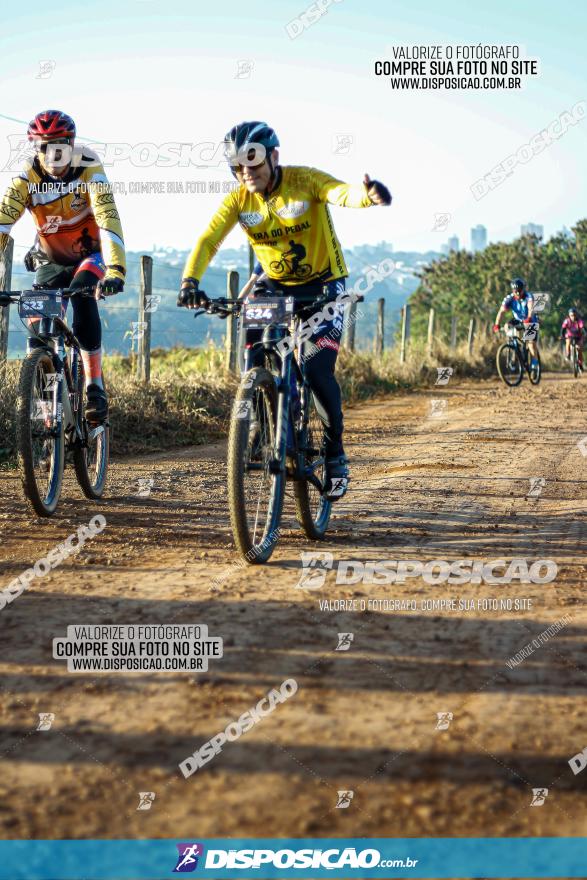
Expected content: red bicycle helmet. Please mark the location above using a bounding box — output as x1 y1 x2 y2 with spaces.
27 110 76 142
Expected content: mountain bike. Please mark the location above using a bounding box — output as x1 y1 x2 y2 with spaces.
269 254 312 279
194 292 333 563
496 320 541 387
0 287 109 516
561 336 583 378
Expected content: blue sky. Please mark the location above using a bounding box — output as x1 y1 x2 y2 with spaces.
1 0 586 256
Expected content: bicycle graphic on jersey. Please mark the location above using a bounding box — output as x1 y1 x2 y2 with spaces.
72 228 99 259
270 240 312 279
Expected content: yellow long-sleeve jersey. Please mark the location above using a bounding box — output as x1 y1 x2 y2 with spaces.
183 166 374 285
0 150 126 279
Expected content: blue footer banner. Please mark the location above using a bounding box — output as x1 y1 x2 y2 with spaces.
0 838 585 879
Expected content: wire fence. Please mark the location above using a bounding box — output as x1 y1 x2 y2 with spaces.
1 246 504 368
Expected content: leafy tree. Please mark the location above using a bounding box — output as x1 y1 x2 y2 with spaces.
409 222 587 340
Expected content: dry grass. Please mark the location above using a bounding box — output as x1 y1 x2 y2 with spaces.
342 330 564 396
0 361 19 466
0 337 568 466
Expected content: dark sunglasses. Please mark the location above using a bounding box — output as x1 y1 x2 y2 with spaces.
233 157 267 174
35 138 73 154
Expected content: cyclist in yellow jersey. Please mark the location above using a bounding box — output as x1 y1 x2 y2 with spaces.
0 110 126 423
178 121 391 500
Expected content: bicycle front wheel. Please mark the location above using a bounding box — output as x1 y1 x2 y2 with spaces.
573 345 579 378
73 357 109 499
294 391 332 539
16 348 64 516
528 351 541 385
496 343 523 387
227 367 285 563
269 260 285 276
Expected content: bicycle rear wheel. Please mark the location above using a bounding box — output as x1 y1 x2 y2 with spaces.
73 356 109 499
227 367 285 563
294 391 332 539
16 348 64 516
496 343 523 386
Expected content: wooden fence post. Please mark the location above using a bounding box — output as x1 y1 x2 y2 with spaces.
400 303 411 364
0 238 14 363
344 299 357 352
225 270 239 372
450 315 458 350
137 255 153 384
427 307 435 355
467 317 476 355
374 298 385 356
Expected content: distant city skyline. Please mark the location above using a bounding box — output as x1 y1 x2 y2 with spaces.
471 225 488 253
521 222 544 238
148 218 572 268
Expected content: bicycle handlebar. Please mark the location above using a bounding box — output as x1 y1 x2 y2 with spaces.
191 297 242 319
193 290 348 321
0 285 97 307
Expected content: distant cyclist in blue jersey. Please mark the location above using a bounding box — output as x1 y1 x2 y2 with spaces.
493 277 539 370
239 261 265 299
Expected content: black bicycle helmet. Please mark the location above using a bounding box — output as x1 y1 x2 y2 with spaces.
224 121 279 178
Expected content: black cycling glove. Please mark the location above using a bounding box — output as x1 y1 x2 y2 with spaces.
98 276 124 296
367 179 392 206
178 278 209 308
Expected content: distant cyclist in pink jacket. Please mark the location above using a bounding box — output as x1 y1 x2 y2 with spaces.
561 307 584 370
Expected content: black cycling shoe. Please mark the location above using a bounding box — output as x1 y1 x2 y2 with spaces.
323 455 349 502
85 384 108 424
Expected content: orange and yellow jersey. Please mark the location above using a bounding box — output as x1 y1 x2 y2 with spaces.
183 166 374 285
0 150 126 280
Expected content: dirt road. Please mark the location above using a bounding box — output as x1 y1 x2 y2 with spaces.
1 373 586 841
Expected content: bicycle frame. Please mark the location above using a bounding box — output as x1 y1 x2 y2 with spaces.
243 318 324 490
194 293 328 492
33 317 84 440
5 288 97 447
506 324 531 370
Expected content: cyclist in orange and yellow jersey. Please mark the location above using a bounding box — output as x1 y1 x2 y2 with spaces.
0 110 126 423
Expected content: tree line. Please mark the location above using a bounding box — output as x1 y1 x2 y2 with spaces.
408 219 587 340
